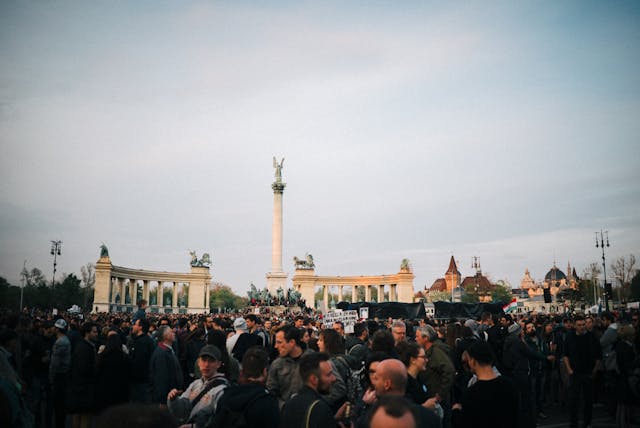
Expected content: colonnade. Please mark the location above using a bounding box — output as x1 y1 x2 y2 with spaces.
317 283 399 307
292 267 415 311
93 254 211 314
108 278 196 312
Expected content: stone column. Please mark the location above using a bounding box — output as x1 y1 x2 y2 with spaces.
391 285 396 301
267 170 288 295
365 285 371 302
378 285 384 302
338 286 343 302
143 280 149 303
352 286 357 302
172 282 178 308
130 280 136 306
117 278 124 304
323 285 329 312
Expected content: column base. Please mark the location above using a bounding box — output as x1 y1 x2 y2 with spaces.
92 303 110 313
266 272 288 295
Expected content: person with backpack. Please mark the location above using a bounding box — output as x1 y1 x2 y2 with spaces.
317 329 348 412
279 352 338 428
345 322 369 366
600 312 619 417
207 347 279 428
167 345 229 428
614 324 638 428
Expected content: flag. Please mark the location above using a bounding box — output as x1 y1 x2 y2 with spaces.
503 299 517 313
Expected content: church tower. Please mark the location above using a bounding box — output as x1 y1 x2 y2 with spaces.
444 256 461 293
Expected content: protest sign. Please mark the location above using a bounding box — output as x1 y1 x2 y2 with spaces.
322 310 358 333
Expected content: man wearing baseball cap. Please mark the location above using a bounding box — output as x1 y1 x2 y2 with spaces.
50 318 71 428
167 344 229 428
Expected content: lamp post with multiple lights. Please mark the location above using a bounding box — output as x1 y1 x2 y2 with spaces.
50 240 62 287
595 230 610 312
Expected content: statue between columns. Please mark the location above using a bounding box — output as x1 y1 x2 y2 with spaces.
189 250 212 267
273 156 284 182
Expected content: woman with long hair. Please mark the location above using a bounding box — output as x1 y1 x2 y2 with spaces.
317 328 348 411
96 333 131 412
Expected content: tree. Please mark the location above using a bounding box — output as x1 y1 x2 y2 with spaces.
0 277 20 309
461 285 479 303
80 263 95 289
491 280 513 304
630 270 640 301
428 291 451 302
80 263 96 310
54 273 82 309
611 255 636 302
582 262 602 304
209 283 247 311
22 267 48 288
578 278 597 305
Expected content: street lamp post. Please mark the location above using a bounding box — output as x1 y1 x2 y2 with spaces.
20 260 26 311
50 240 62 287
595 230 610 312
50 240 62 311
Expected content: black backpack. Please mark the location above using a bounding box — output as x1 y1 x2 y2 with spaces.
213 390 269 428
335 356 364 405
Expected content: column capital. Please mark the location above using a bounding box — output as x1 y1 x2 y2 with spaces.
272 182 286 193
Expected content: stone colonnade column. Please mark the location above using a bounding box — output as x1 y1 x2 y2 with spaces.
130 280 137 306
338 286 343 302
117 278 124 304
352 286 357 302
172 282 178 308
378 285 384 302
365 285 371 302
143 280 149 303
323 285 329 311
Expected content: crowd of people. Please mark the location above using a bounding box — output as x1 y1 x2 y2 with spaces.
1 298 639 428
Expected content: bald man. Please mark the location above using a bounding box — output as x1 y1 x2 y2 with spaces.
360 359 441 428
368 396 419 428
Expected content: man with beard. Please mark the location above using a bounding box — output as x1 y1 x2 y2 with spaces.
503 322 553 428
524 321 550 420
279 352 337 428
563 315 601 428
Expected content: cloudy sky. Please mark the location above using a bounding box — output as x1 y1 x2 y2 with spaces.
1 1 639 297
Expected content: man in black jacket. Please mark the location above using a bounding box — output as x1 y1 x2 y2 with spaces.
150 325 183 405
129 318 155 403
563 315 601 428
280 352 337 428
208 347 279 428
68 322 98 428
503 322 554 428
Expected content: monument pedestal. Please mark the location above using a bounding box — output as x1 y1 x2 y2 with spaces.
266 271 288 296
